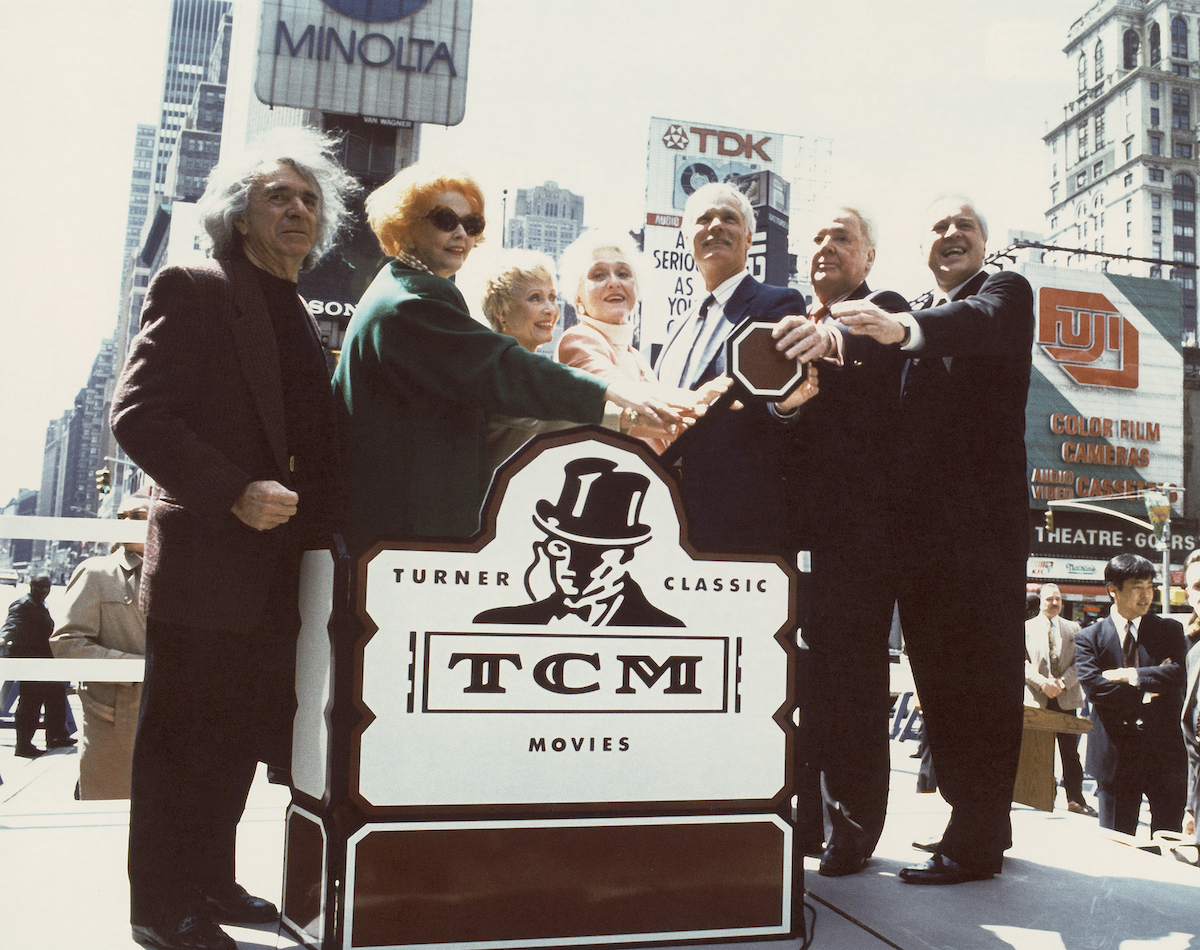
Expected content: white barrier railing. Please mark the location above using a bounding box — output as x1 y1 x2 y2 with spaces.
0 515 147 544
0 658 144 682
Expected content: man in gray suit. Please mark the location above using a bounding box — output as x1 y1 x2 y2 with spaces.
1025 582 1095 816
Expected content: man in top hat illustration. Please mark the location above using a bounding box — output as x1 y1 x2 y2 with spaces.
475 458 683 627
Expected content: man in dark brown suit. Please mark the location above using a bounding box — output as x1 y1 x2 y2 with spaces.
111 128 357 950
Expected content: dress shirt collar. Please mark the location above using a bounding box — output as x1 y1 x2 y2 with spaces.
707 268 751 313
1109 606 1142 640
931 268 986 305
116 545 143 573
810 288 853 319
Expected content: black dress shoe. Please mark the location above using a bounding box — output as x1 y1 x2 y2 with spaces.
818 844 866 877
14 745 44 758
203 884 279 924
132 910 235 950
899 853 995 885
46 736 77 748
911 838 940 853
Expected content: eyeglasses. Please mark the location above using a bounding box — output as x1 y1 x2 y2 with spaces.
425 206 485 236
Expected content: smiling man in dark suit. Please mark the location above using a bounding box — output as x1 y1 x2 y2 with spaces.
836 196 1034 884
1076 554 1187 836
770 206 908 877
112 128 355 950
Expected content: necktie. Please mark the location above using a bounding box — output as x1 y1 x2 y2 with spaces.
1122 620 1138 667
677 294 715 387
1047 618 1059 678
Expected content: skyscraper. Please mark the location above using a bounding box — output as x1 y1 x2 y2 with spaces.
123 124 157 259
1044 0 1199 340
154 0 233 193
506 181 586 261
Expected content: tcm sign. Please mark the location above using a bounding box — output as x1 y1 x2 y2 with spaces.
256 0 472 125
1038 287 1139 389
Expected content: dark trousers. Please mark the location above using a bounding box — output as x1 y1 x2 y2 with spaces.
899 573 1026 875
1046 697 1085 803
802 555 894 859
1096 738 1186 836
14 681 69 749
127 606 299 924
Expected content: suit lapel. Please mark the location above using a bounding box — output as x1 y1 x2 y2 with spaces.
223 258 289 477
1097 616 1122 663
1185 640 1200 720
950 270 988 302
722 273 756 325
698 274 755 381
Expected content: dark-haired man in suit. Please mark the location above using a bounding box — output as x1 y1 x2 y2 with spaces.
1076 554 1187 836
836 196 1034 884
770 207 908 876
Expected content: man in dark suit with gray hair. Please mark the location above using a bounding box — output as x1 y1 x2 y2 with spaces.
770 205 908 877
655 181 813 556
836 195 1034 884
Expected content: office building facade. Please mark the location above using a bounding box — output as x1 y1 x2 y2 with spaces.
1045 0 1200 340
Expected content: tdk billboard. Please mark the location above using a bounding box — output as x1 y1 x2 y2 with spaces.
256 0 472 125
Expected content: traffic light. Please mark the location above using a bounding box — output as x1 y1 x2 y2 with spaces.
95 467 112 495
1043 509 1054 530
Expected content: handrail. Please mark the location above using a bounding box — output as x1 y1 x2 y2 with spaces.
0 658 144 683
0 515 147 544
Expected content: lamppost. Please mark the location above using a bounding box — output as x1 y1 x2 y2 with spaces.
1048 487 1183 613
501 189 508 248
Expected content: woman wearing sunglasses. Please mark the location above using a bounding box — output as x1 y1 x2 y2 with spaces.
333 166 700 550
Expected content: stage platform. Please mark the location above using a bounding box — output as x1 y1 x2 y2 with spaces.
2 697 1197 950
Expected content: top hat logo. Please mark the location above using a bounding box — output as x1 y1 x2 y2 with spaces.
533 458 652 547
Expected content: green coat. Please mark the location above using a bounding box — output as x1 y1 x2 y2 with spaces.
333 262 607 546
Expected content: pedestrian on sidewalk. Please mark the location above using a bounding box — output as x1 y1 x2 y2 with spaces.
2 575 75 758
1025 582 1097 816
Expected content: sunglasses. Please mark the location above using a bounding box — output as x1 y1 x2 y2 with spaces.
426 206 485 236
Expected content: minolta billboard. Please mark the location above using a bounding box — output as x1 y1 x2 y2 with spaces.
255 0 471 125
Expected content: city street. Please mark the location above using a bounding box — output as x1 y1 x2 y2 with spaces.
2 681 1197 950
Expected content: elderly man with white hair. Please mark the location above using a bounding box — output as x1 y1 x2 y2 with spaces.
655 182 810 556
770 205 910 878
112 127 357 950
837 196 1035 885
